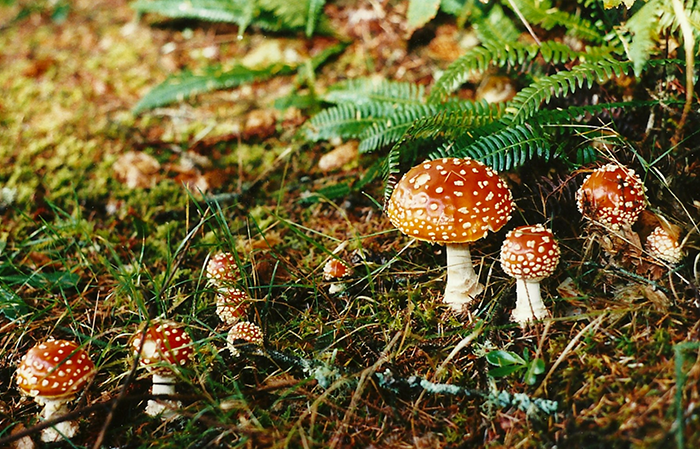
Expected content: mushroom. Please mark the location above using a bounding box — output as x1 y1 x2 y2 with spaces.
386 157 514 312
131 319 194 417
216 287 250 326
500 224 561 325
206 251 240 289
323 258 353 294
576 163 646 230
227 322 264 357
16 339 96 442
646 226 684 265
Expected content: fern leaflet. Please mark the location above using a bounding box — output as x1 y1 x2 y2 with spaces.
502 59 633 125
133 64 294 114
324 78 426 105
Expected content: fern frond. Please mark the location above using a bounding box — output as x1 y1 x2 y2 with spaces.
506 0 605 43
620 0 662 76
428 40 609 102
473 3 520 45
133 64 294 114
304 103 399 141
131 0 252 28
358 100 502 153
428 123 552 172
324 78 426 105
502 59 633 125
305 0 326 37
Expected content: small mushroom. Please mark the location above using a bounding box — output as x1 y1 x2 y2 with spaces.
206 251 240 288
576 163 646 230
646 226 684 265
500 224 561 325
131 319 194 417
386 157 514 312
16 339 96 442
227 322 264 357
323 258 353 294
216 287 250 326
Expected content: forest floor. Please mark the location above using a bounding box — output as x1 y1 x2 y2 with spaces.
1 0 699 448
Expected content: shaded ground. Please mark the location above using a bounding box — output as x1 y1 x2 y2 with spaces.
1 1 700 448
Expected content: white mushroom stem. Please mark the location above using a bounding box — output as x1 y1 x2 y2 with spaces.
39 398 77 442
511 279 549 326
443 243 484 312
146 373 181 418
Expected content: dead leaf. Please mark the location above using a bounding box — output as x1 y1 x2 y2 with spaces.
318 141 358 172
112 151 161 189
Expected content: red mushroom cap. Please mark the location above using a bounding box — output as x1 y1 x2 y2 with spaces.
216 287 250 325
206 252 240 287
132 320 194 373
576 163 646 229
646 226 684 265
227 322 264 357
500 224 560 281
323 259 352 280
16 339 95 401
386 158 514 243
227 322 264 346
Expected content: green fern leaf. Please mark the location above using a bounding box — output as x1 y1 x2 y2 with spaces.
429 123 552 172
131 0 253 28
324 78 426 105
506 0 605 42
304 103 398 141
133 64 293 114
621 0 662 76
305 0 326 37
473 3 520 45
428 40 610 102
502 59 633 125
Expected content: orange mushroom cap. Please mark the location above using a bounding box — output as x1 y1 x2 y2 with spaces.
500 224 560 281
206 252 240 286
576 163 646 229
131 320 194 373
646 226 683 265
216 287 250 325
323 259 352 280
386 158 514 243
16 339 95 401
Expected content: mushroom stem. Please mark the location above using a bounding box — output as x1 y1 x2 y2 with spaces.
146 374 181 417
40 398 77 442
443 243 484 312
511 279 549 325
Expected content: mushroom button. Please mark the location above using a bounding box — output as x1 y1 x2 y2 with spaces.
386 157 514 313
131 319 194 417
323 258 352 294
206 251 240 288
16 339 95 442
646 226 684 265
227 321 264 357
500 224 560 326
576 163 646 230
216 287 250 326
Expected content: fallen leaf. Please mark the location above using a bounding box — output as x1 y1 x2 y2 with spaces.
112 151 161 189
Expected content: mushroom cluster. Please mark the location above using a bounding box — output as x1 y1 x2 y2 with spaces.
16 339 96 442
386 157 514 312
206 251 263 357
